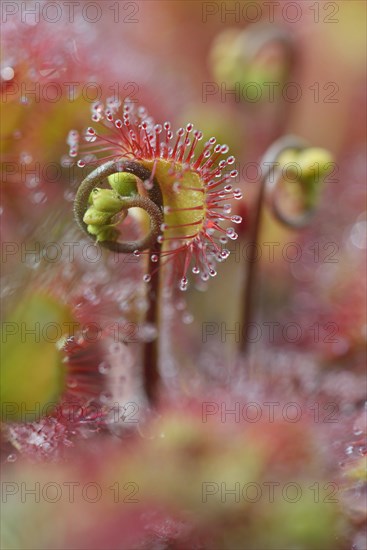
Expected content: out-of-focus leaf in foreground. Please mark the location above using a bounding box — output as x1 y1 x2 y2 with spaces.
1 293 74 422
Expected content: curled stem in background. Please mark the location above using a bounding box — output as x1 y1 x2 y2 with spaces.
210 23 296 147
242 23 296 71
245 25 297 143
74 160 164 405
240 135 328 356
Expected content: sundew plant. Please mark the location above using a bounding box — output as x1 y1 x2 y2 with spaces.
1 2 366 550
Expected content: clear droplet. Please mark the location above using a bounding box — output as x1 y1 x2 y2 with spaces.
140 323 158 342
182 312 194 324
180 277 188 291
226 227 238 240
109 342 124 354
98 361 111 374
7 454 17 463
26 176 40 189
31 191 47 204
1 66 14 81
99 391 112 404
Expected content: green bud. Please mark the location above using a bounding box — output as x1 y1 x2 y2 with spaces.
86 224 101 236
90 188 123 213
277 149 299 171
296 148 334 181
108 172 138 197
83 207 113 226
279 148 333 181
95 226 119 242
277 146 333 210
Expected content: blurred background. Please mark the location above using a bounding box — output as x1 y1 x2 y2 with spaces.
1 1 366 549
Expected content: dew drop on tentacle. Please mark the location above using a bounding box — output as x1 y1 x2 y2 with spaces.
99 390 113 404
67 378 78 389
182 311 194 324
31 191 47 205
98 361 111 375
7 454 17 463
140 323 158 342
67 129 79 157
226 227 238 240
176 299 186 311
180 277 188 291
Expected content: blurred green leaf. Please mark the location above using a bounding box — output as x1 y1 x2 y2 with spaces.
1 293 74 422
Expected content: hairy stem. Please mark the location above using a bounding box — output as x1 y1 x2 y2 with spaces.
74 160 164 405
142 243 162 404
